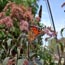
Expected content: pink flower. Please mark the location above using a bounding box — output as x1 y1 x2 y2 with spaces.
44 27 57 37
0 16 13 28
4 17 13 28
19 20 29 32
0 19 4 24
0 12 5 19
23 11 33 21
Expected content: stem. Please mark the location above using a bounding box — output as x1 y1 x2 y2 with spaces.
16 52 18 65
57 45 61 65
28 41 30 60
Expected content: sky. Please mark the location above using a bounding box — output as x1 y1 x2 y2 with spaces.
37 0 65 45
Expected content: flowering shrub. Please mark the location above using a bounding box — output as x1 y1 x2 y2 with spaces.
0 1 57 65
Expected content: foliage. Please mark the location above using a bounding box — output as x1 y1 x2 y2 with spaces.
0 0 57 65
0 0 39 15
38 46 55 65
0 0 8 12
48 27 65 65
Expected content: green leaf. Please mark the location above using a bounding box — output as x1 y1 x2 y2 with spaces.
0 24 5 29
7 33 12 38
59 42 64 53
0 0 8 12
0 31 6 39
10 27 20 38
5 8 11 16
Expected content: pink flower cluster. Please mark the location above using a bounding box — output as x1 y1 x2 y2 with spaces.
44 27 57 37
23 10 33 21
0 16 13 28
20 20 29 32
3 2 33 22
2 2 33 31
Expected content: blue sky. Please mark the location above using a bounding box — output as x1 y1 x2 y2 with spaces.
38 0 65 39
37 0 65 46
